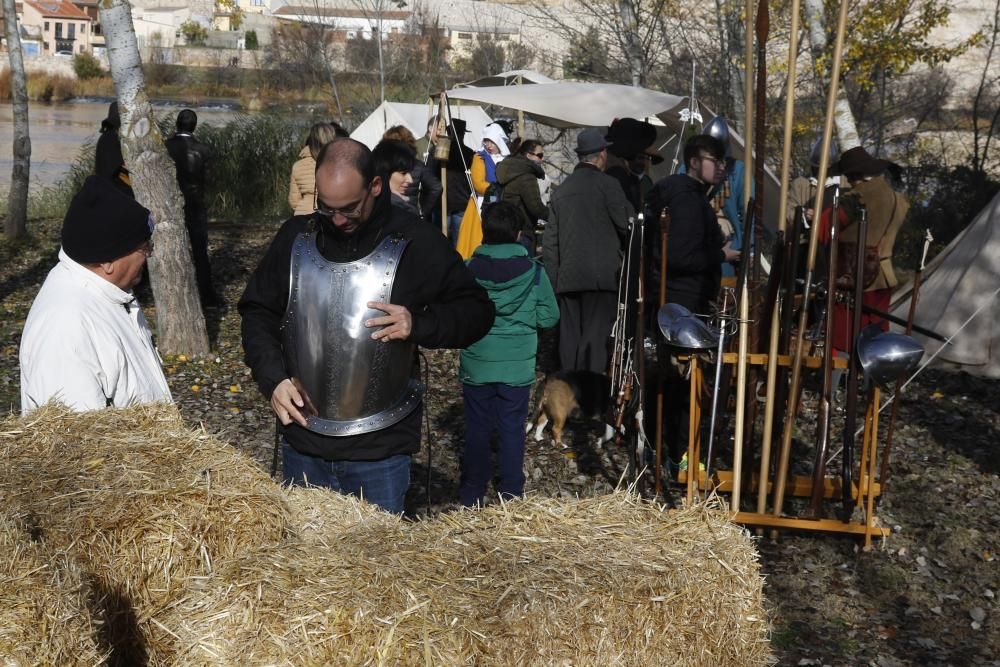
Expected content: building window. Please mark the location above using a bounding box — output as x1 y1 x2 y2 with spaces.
81 24 86 34
68 23 75 39
55 22 62 38
457 32 472 40
80 44 85 53
252 0 264 5
43 41 49 50
44 21 49 31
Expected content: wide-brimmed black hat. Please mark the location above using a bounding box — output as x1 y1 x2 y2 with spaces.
607 117 656 158
838 146 889 177
447 118 468 136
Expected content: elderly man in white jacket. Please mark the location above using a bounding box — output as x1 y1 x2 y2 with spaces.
20 175 172 414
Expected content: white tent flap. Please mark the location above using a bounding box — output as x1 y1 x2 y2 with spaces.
350 101 494 152
891 192 1000 377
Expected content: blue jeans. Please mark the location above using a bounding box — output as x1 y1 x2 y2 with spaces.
282 442 410 514
460 383 530 507
447 212 464 247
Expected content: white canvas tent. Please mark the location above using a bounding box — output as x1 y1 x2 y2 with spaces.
350 101 494 153
445 80 785 230
890 192 1000 378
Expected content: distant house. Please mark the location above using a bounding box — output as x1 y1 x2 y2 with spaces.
447 23 520 61
20 0 92 54
132 5 191 48
272 4 410 40
71 0 103 53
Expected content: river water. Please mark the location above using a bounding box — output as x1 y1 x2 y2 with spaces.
0 100 241 191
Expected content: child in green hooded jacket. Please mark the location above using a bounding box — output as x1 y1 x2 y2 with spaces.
459 202 559 506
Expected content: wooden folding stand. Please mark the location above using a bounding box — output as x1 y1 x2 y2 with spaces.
677 352 891 548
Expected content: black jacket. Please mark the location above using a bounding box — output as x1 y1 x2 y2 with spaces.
238 193 495 461
496 155 547 240
645 173 725 312
165 132 212 206
428 132 474 214
406 159 443 220
543 163 633 294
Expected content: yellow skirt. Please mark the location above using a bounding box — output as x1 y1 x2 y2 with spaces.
455 196 483 260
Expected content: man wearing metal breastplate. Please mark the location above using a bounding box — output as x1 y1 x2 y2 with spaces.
239 139 495 513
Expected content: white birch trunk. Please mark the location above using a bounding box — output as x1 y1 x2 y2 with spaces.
3 0 30 239
803 0 861 150
98 0 210 355
618 0 645 87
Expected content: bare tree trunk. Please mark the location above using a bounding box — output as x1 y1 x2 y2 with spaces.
803 0 861 150
376 11 386 104
618 0 644 86
3 0 30 239
98 0 209 356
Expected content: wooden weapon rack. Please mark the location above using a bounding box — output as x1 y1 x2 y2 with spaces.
676 352 890 549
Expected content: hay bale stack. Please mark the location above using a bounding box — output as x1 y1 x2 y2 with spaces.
0 404 291 652
0 406 770 665
163 493 770 666
0 515 106 665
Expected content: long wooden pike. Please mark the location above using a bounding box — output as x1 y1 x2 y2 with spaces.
731 0 757 514
771 0 852 524
840 205 869 520
752 0 769 283
757 0 801 519
654 208 670 497
738 0 771 499
878 229 933 493
807 185 841 518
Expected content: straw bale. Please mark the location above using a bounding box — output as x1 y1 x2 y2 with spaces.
0 406 770 665
0 404 292 660
0 514 106 666
161 492 771 666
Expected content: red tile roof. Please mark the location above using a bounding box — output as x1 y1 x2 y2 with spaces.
23 0 90 20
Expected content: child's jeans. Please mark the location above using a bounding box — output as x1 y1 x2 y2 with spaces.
460 382 531 507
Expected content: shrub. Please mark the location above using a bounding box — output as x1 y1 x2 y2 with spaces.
73 52 105 80
179 20 208 46
195 112 310 220
245 30 259 50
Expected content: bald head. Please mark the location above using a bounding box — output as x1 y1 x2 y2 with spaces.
316 138 376 184
314 138 383 235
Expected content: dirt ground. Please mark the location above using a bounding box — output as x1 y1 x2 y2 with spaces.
1 218 997 666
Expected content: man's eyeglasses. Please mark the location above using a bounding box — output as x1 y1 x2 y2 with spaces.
698 154 725 168
315 182 374 221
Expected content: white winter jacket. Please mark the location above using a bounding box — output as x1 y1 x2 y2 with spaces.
20 249 173 414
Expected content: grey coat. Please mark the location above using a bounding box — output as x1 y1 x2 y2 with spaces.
543 163 634 293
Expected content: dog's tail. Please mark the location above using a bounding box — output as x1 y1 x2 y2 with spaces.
526 376 549 434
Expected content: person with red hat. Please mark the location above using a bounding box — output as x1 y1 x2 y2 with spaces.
19 176 172 414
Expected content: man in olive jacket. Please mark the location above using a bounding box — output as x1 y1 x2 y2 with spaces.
543 128 635 373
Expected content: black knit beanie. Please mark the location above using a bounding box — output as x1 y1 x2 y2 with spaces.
61 175 152 263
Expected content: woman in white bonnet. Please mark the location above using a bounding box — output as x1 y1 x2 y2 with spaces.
457 122 510 257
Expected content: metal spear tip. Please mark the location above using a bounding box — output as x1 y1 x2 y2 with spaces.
657 303 719 350
856 330 925 389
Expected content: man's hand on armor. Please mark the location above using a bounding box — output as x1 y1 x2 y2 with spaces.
366 302 413 342
723 242 741 263
271 379 309 427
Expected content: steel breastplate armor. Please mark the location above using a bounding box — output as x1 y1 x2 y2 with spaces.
281 231 424 436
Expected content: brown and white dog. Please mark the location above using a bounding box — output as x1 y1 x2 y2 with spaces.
528 371 616 448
